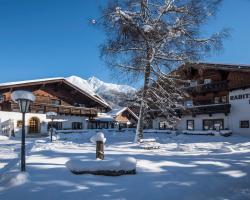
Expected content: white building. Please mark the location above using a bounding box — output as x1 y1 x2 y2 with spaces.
153 62 250 136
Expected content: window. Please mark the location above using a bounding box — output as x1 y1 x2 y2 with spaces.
0 94 5 103
203 119 224 130
159 121 168 130
190 80 197 87
72 122 83 130
240 120 249 128
51 99 61 106
203 120 213 130
17 120 23 128
214 97 220 104
47 122 62 130
186 120 194 131
204 79 211 84
214 96 228 104
184 100 193 107
221 96 227 103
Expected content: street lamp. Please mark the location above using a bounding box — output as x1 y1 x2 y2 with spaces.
46 112 57 142
11 90 36 172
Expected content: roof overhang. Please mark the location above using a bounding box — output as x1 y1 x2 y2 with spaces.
0 78 111 110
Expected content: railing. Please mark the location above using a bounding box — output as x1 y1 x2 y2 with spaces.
10 103 97 116
1 119 14 137
183 80 228 94
182 103 231 115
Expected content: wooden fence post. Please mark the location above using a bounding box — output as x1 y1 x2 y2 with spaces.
96 141 104 160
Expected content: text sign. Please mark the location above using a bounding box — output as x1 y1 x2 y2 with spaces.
230 93 250 101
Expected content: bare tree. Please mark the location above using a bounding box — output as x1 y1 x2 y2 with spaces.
99 0 228 142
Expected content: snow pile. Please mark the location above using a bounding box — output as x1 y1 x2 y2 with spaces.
90 132 106 143
66 156 136 173
0 172 29 192
144 129 177 134
182 130 232 136
0 135 9 141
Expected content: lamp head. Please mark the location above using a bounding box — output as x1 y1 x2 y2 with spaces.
11 90 36 113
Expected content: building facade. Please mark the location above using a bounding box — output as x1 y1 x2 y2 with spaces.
153 63 250 136
0 77 111 136
89 107 138 129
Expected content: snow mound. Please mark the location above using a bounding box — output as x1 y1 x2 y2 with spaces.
0 135 9 141
90 132 106 143
0 172 29 192
66 157 137 173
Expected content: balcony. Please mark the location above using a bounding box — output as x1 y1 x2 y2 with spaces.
183 80 228 94
9 102 97 117
182 103 231 115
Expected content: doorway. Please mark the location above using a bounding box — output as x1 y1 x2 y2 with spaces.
29 117 40 134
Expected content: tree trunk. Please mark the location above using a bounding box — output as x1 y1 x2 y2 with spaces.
135 60 151 143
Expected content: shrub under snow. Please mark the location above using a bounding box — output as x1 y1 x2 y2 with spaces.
66 157 137 176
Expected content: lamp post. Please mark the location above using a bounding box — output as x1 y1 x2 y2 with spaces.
46 112 57 142
11 90 36 172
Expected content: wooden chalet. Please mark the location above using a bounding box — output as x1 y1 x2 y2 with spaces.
0 77 111 117
0 78 111 135
175 62 250 116
89 107 138 129
153 62 250 134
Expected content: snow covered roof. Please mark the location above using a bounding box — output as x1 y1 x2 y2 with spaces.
0 77 64 87
94 113 115 122
0 77 111 109
107 107 139 120
181 62 250 72
92 107 138 122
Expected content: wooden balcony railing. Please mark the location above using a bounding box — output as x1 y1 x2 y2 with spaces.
181 103 231 115
183 80 228 94
9 102 97 116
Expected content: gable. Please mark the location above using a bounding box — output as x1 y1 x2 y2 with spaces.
0 79 111 111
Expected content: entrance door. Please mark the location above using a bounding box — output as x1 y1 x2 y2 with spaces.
29 117 40 134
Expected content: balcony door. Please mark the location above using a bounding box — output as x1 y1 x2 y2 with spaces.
29 117 40 134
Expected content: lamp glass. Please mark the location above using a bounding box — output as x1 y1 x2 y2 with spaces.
18 99 31 113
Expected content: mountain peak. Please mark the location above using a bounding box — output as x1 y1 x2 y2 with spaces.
66 75 136 108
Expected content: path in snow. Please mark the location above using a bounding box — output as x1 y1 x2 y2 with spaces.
0 131 250 200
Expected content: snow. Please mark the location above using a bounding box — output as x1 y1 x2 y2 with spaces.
107 107 139 120
182 130 232 136
142 25 154 33
0 135 9 140
1 130 250 199
90 132 106 143
66 75 136 108
94 113 114 122
0 75 129 109
11 90 36 102
46 112 57 117
87 76 136 95
66 156 136 172
0 77 64 87
0 172 29 192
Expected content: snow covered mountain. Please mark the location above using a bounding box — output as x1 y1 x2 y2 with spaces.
66 76 136 108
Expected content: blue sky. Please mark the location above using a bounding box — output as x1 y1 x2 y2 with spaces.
0 0 249 87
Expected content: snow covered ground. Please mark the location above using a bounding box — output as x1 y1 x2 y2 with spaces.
1 131 250 200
